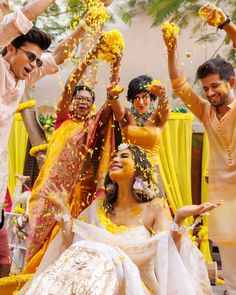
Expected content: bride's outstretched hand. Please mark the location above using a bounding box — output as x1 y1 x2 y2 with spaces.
41 182 70 214
175 201 222 223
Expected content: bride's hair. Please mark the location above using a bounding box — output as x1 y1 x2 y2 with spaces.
103 145 158 214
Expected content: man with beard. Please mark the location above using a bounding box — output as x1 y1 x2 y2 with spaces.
162 21 236 295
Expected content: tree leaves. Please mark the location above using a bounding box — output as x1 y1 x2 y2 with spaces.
147 0 186 26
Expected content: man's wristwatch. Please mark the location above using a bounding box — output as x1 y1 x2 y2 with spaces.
218 15 231 30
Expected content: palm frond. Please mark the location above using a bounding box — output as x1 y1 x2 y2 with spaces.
228 48 236 64
147 0 187 26
194 32 219 43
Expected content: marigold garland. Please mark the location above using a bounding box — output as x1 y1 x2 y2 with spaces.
79 2 110 31
162 22 180 50
29 143 49 157
0 274 32 286
198 225 208 241
146 79 161 92
16 100 36 113
97 197 132 234
13 204 26 215
98 29 125 63
14 113 23 121
199 5 223 26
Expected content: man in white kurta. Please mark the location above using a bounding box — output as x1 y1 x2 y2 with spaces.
0 8 59 214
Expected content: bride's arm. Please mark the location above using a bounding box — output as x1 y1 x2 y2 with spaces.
149 199 220 251
60 216 74 248
41 184 74 248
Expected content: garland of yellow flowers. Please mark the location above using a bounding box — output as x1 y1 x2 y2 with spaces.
15 100 36 113
97 197 132 234
29 143 48 157
79 2 109 32
161 22 180 51
0 274 32 286
199 5 223 26
98 29 125 63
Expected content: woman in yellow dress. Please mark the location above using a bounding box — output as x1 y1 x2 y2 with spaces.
107 74 169 197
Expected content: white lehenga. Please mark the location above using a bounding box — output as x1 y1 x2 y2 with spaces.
20 199 213 295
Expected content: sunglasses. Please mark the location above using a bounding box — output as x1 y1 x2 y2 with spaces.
18 48 43 67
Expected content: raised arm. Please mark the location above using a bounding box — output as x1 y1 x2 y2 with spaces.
162 23 208 121
56 47 100 121
22 0 55 21
106 55 126 123
148 82 169 128
97 61 121 130
52 5 109 66
201 3 236 48
224 21 236 48
0 0 55 48
151 198 220 251
52 25 85 66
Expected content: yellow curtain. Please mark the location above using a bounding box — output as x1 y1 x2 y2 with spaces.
159 112 194 226
8 113 28 197
200 131 213 261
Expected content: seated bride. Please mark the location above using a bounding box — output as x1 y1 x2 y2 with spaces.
20 144 220 295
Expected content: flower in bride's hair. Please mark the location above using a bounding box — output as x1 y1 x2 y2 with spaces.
118 143 129 151
133 176 148 191
133 176 155 199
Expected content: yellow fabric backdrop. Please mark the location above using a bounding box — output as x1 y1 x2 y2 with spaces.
159 112 194 226
7 113 28 197
200 132 213 261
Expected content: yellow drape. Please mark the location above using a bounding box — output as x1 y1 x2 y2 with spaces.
159 112 194 226
200 131 213 261
7 113 28 197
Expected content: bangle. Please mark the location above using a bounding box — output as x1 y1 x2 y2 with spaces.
16 100 36 112
63 214 72 223
218 15 231 30
107 93 119 100
54 212 72 223
169 220 188 235
170 216 203 235
29 143 48 157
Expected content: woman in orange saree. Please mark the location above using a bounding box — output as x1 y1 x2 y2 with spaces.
24 45 119 274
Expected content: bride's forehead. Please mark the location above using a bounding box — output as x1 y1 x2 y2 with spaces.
112 149 133 157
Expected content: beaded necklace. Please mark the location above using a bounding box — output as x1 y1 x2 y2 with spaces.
130 102 155 126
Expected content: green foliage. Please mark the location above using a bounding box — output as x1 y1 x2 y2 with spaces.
9 0 87 41
116 0 236 63
148 0 187 26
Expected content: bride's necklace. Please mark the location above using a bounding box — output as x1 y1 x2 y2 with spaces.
130 102 155 126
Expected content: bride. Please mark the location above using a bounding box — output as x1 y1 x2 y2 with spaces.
20 144 220 294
